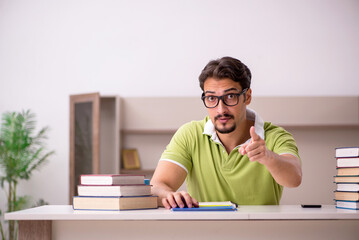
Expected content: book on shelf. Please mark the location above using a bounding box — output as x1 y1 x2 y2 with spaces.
336 157 359 168
336 183 359 192
171 201 237 212
79 174 145 185
73 195 158 211
334 191 359 201
337 167 359 176
335 147 359 158
77 184 152 197
335 200 359 210
334 175 359 183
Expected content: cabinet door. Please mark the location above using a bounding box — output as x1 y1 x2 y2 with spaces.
69 93 100 202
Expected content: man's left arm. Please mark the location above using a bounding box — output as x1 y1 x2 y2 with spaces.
239 126 302 188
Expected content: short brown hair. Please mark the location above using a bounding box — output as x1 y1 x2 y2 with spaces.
199 56 251 91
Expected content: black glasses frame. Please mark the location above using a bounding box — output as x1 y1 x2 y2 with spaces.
201 88 248 108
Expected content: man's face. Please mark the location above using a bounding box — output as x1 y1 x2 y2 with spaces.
203 77 251 134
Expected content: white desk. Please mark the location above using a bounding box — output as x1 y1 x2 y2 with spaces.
5 205 359 240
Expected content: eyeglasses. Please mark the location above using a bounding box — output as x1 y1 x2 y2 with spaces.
201 88 248 108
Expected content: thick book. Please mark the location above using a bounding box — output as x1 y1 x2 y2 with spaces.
334 191 359 201
337 167 359 176
335 147 359 158
336 183 359 192
336 157 359 168
79 174 145 185
171 201 237 211
73 195 158 211
335 200 359 210
77 184 152 197
334 175 359 183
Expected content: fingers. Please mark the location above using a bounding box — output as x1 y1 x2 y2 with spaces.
192 198 199 207
246 144 266 161
250 126 261 141
238 126 266 162
163 191 198 209
239 143 248 155
238 127 261 155
162 197 172 209
181 191 195 208
244 140 266 161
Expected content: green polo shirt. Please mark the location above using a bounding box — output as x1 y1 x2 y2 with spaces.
160 110 300 205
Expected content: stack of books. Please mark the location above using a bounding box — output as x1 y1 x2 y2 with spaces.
72 174 158 211
334 147 359 210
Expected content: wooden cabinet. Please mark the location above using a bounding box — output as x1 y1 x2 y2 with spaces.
69 93 120 202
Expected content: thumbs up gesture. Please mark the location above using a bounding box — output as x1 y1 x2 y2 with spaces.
239 126 273 165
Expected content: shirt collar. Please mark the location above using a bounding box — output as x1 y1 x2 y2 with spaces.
203 108 265 146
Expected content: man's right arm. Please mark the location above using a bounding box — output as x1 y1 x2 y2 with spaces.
150 161 198 209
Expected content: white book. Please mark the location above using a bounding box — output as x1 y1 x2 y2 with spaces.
80 174 145 185
199 201 237 207
336 183 359 192
336 200 359 210
336 147 359 158
78 184 152 196
337 157 359 167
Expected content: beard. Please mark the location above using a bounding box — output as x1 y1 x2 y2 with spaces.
214 114 236 134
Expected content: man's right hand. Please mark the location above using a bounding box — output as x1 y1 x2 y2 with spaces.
150 161 199 209
162 190 199 209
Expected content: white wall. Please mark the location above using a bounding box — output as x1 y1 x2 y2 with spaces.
0 0 358 211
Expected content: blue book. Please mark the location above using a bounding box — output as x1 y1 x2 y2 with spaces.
144 179 150 185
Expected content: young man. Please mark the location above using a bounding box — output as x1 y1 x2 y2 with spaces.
150 57 302 209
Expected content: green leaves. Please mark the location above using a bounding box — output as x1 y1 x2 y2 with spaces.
0 110 54 184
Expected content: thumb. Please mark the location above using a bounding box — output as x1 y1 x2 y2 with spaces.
250 126 261 141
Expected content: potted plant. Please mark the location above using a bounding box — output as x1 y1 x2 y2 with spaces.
0 110 54 240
